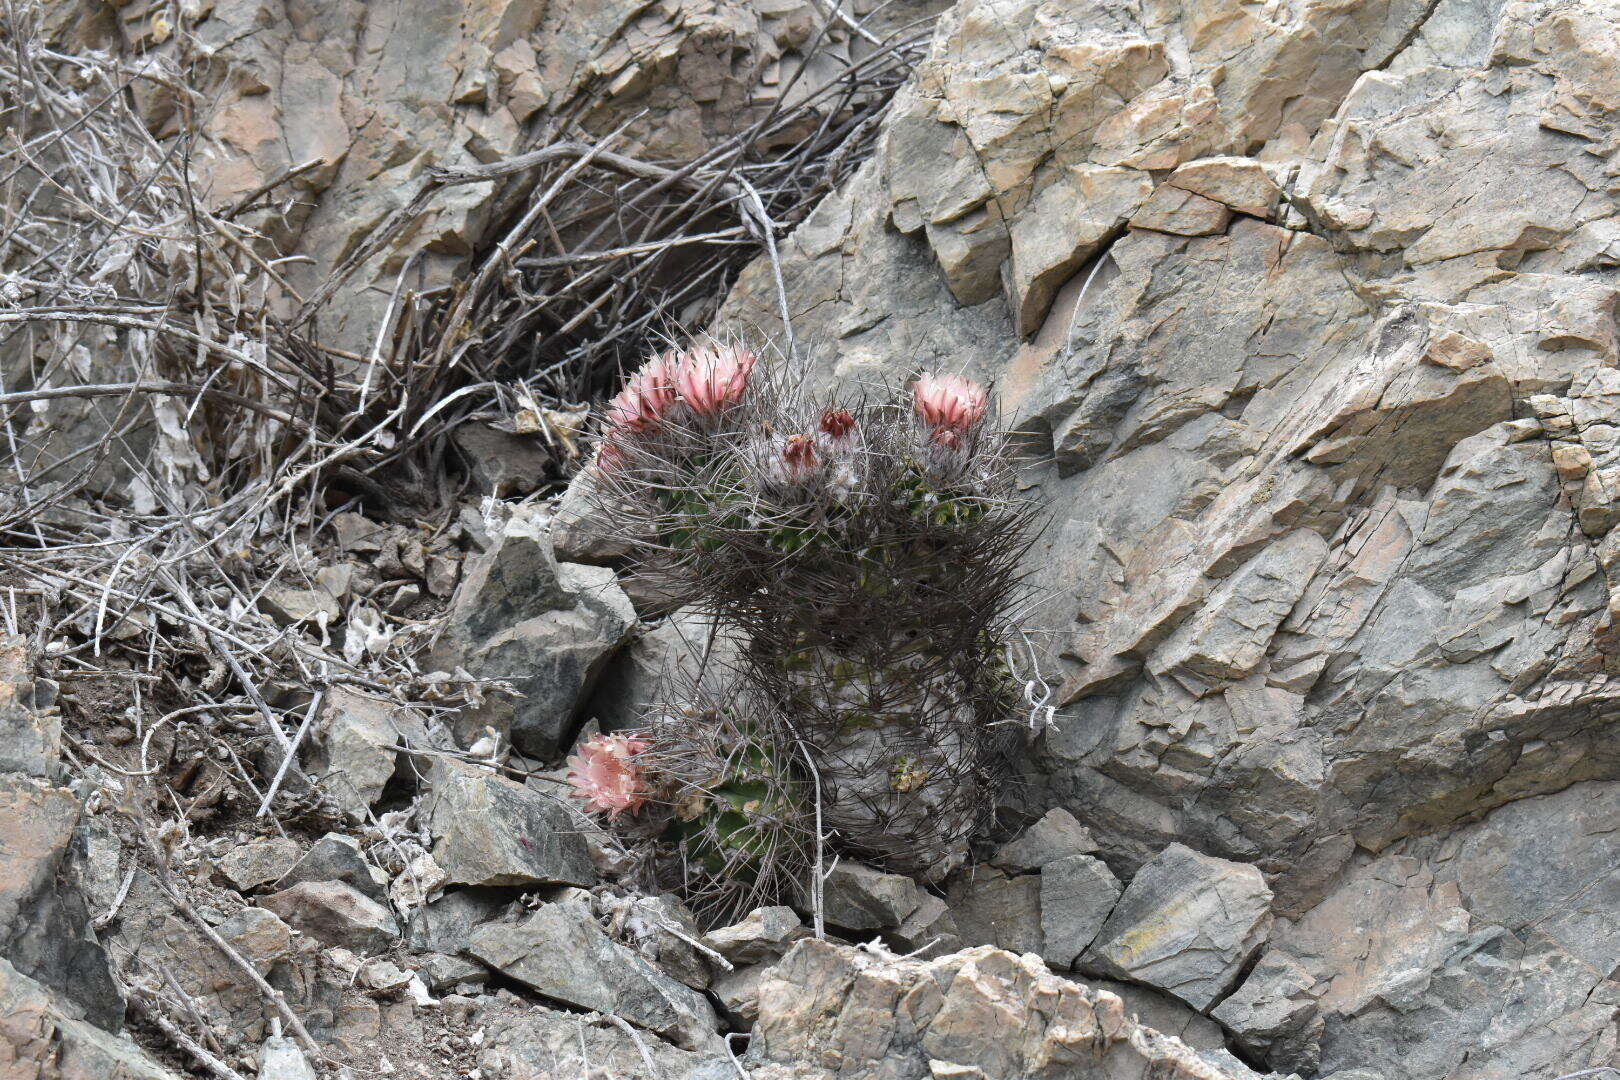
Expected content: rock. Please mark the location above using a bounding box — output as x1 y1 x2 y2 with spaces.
991 807 1098 873
603 893 710 990
258 1035 318 1080
1130 184 1233 236
417 951 488 992
1039 854 1121 969
945 868 1043 955
0 955 180 1079
476 1001 731 1079
816 861 924 931
548 468 634 564
890 893 964 959
703 906 809 965
305 687 430 822
585 607 742 733
260 882 398 953
749 940 1258 1080
278 833 390 903
216 836 302 891
1165 157 1280 218
0 775 122 1029
466 898 721 1050
256 585 341 627
425 760 595 888
711 961 772 1028
0 635 60 779
432 504 635 757
1082 843 1272 1011
1211 950 1323 1074
451 421 552 497
1088 976 1229 1053
404 886 512 953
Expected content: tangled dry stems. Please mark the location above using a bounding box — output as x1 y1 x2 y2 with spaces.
0 1 918 1072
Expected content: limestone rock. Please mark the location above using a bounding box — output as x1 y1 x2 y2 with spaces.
749 940 1259 1080
476 1001 731 1079
703 905 810 965
425 760 595 888
451 421 552 497
258 1035 318 1080
404 886 512 953
946 868 1043 955
1039 854 1121 969
466 899 721 1050
260 881 399 953
277 833 390 903
305 688 430 822
1082 843 1272 1011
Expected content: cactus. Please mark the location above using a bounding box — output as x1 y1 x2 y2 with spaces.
572 340 1040 916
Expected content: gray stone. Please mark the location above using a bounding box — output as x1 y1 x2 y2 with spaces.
1211 950 1323 1074
0 635 60 779
216 836 302 892
404 886 512 953
432 504 635 757
703 906 809 965
991 807 1098 873
466 899 721 1050
1039 854 1121 969
277 833 389 903
258 1035 318 1080
451 421 551 497
426 760 595 888
1082 843 1272 1010
260 881 398 953
417 951 489 991
256 585 341 627
305 687 430 821
0 955 179 1079
946 867 1043 956
890 892 964 959
816 861 924 931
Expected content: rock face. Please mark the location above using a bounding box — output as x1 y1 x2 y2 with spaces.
718 0 1620 1074
425 760 596 888
748 939 1260 1080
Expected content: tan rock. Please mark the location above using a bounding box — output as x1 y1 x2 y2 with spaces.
1129 184 1233 236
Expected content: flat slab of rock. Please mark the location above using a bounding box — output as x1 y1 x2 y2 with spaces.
426 760 595 888
260 881 398 953
476 1000 731 1079
0 955 179 1079
703 906 809 965
277 833 389 902
1082 843 1273 1011
467 899 720 1050
216 837 302 892
946 868 1043 955
1039 853 1121 968
749 940 1260 1080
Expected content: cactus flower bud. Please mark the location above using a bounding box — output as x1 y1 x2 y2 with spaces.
673 344 758 418
606 354 678 433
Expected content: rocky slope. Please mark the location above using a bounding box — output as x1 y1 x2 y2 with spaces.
8 0 1620 1078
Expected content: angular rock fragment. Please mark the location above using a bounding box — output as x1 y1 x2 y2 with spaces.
946 867 1043 955
815 861 924 931
704 905 810 965
432 504 635 756
260 881 399 953
217 836 303 891
1082 843 1272 1010
991 807 1098 873
1039 853 1121 969
426 760 595 888
277 833 390 902
467 899 720 1050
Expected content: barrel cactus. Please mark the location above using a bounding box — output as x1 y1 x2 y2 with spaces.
568 339 1039 917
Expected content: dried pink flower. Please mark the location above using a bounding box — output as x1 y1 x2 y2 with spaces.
912 373 987 436
818 409 857 442
606 354 678 434
781 433 818 481
672 344 757 418
566 734 650 821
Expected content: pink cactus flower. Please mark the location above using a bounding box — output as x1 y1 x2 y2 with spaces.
912 373 988 436
672 344 757 418
566 734 650 821
606 354 678 434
